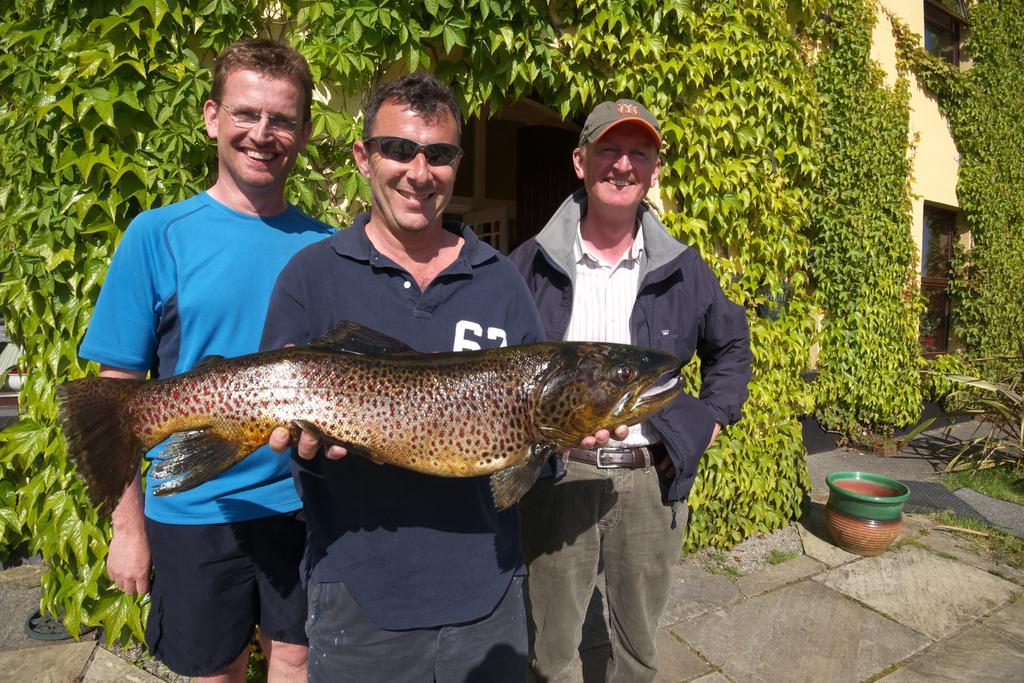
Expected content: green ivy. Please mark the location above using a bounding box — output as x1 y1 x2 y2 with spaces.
1 0 822 639
808 0 923 441
919 350 973 410
890 2 1024 368
0 0 280 643
654 0 818 550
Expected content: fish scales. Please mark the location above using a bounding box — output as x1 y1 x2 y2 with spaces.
125 347 547 477
57 321 685 513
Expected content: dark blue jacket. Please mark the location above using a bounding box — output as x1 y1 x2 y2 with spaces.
509 190 753 502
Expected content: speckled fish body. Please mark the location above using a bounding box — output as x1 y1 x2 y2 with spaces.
58 322 684 513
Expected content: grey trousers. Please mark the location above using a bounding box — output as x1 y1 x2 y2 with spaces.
306 577 528 682
520 462 687 683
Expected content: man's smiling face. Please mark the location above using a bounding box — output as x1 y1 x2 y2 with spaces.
574 122 660 215
353 100 461 238
203 68 310 208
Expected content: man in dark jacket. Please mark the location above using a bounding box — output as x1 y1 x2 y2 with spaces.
509 99 753 682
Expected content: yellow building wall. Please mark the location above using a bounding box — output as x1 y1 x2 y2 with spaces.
872 0 961 266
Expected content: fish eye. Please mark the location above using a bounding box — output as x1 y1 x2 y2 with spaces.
617 366 635 382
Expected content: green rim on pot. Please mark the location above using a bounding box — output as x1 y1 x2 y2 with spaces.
826 471 910 521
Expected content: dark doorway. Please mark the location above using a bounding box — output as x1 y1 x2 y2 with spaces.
514 126 582 250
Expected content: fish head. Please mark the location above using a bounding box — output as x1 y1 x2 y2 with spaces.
534 343 684 444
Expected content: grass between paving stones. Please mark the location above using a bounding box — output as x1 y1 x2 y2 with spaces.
767 549 798 565
928 511 1024 571
941 465 1024 506
864 661 905 683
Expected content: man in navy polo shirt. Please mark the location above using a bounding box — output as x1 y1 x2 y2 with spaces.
79 40 332 681
261 72 547 681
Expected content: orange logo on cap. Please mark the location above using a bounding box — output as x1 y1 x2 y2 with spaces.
617 103 640 115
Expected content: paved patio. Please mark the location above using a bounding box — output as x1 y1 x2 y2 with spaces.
0 434 1022 682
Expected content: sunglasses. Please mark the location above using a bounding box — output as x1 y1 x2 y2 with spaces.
363 136 463 166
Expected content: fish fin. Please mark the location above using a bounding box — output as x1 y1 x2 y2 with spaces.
149 429 248 495
311 321 415 355
489 444 557 511
57 377 145 516
192 354 225 370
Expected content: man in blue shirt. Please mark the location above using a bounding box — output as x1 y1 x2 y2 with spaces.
79 40 332 681
260 72 552 682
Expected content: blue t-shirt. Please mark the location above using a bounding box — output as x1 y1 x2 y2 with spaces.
80 192 334 524
260 214 544 630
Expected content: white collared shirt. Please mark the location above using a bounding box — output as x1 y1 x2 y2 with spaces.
565 223 657 447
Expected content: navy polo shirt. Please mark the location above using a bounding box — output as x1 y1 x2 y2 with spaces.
260 214 544 630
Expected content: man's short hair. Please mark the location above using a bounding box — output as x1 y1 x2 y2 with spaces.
210 39 313 122
363 72 463 141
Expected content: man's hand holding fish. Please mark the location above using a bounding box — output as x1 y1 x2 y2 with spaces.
268 416 630 458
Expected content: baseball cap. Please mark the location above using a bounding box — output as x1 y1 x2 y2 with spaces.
578 99 661 147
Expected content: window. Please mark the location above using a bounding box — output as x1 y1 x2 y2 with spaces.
924 1 967 66
920 205 957 354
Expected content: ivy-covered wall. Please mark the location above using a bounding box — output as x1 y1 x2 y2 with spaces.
891 1 1024 363
808 0 923 444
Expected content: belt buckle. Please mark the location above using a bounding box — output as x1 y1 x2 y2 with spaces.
595 448 617 469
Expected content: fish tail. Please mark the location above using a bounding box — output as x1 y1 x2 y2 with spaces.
57 377 144 515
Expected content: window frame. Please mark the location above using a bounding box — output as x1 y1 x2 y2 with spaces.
923 0 967 67
919 204 958 356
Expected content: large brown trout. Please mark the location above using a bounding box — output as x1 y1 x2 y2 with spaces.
58 322 684 513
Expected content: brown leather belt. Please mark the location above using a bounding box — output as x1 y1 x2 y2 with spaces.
566 445 658 469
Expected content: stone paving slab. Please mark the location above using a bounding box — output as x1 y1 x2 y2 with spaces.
690 673 732 683
653 629 709 683
915 528 1024 585
736 555 823 598
815 546 1019 639
983 598 1024 643
660 561 742 625
953 487 1024 538
84 646 165 683
0 583 48 652
798 522 860 567
878 624 1024 682
676 580 929 683
898 514 934 539
796 504 860 568
0 564 45 590
0 640 96 683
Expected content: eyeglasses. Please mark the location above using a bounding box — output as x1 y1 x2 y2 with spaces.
363 136 463 166
217 102 303 136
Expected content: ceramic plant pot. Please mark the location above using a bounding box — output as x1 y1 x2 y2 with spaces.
6 370 25 392
825 471 910 556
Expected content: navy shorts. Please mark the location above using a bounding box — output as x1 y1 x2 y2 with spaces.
144 511 307 677
306 576 528 683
